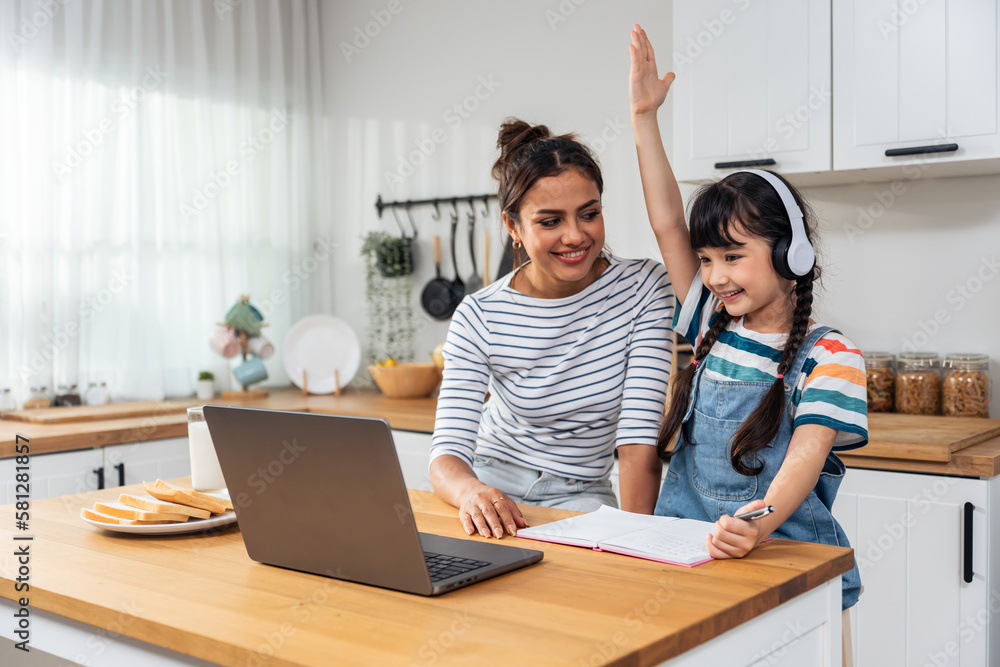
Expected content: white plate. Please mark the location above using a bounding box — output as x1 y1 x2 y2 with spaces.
283 315 361 393
80 492 237 535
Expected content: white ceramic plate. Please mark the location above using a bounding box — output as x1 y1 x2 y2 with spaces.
80 493 236 535
283 315 361 393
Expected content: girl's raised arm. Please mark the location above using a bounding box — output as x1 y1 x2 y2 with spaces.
629 25 700 304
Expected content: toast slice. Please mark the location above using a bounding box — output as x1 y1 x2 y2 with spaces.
143 480 230 515
94 501 191 523
118 493 212 520
81 507 175 525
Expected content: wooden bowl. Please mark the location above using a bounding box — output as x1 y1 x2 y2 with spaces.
368 362 443 399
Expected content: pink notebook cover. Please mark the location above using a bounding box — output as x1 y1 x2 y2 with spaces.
517 533 714 568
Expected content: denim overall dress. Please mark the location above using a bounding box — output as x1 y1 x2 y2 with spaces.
654 325 861 609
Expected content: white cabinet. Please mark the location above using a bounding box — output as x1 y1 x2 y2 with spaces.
102 438 190 488
0 438 190 503
832 468 1000 667
392 429 434 492
672 0 831 181
832 0 1000 171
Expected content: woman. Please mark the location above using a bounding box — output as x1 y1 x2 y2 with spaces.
429 118 675 540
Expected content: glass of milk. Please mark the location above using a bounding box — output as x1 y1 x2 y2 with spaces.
187 407 227 491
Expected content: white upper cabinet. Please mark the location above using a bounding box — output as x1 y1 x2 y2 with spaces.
833 0 1000 171
672 0 832 181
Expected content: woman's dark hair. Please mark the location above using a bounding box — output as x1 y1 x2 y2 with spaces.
656 170 822 476
492 118 603 267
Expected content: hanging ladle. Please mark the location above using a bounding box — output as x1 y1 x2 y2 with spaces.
465 201 484 293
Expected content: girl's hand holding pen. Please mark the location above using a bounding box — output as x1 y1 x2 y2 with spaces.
706 499 770 559
628 24 675 117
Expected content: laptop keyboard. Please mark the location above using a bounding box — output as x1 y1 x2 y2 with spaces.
423 552 491 582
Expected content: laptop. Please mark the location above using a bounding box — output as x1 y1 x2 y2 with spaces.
203 405 543 595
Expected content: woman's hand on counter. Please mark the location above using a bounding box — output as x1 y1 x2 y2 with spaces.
429 454 526 538
458 483 527 539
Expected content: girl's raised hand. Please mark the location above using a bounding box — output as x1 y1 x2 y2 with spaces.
629 24 675 117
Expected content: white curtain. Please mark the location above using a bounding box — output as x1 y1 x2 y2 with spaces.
0 0 331 402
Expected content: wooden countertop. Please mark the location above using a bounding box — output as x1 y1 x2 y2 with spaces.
3 388 1000 477
0 483 853 666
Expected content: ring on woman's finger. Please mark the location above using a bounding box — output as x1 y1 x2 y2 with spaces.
492 496 507 505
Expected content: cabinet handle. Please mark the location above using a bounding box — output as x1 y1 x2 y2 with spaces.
115 463 125 487
963 502 974 584
885 143 959 157
93 467 105 491
714 158 776 169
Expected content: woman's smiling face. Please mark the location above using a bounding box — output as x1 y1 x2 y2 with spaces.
504 168 606 299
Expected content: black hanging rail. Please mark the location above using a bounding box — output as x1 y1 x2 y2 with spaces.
375 193 497 220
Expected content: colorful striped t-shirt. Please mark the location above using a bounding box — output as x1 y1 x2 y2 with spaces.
676 272 868 450
429 255 675 480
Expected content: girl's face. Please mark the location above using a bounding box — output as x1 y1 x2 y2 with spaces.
696 225 795 332
504 169 605 299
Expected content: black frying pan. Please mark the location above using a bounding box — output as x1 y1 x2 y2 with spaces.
421 218 465 320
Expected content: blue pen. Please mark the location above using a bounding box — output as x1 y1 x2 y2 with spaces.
735 506 775 521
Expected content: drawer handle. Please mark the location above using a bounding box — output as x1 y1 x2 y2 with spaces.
714 158 776 169
93 467 105 491
115 463 125 487
964 502 974 584
885 143 959 157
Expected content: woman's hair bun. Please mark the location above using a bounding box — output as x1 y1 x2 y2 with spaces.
492 118 552 181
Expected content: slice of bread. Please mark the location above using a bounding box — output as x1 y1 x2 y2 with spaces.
94 501 191 523
143 480 229 515
81 507 175 525
118 493 212 520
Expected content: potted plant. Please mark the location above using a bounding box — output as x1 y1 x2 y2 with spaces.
196 370 215 400
361 232 419 382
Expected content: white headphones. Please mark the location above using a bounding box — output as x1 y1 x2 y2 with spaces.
735 169 816 280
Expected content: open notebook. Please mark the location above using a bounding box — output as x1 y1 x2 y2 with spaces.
517 506 714 567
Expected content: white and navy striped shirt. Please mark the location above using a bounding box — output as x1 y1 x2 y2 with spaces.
429 255 674 481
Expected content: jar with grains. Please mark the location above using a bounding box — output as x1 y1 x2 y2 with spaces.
863 352 895 412
895 352 941 415
942 354 990 418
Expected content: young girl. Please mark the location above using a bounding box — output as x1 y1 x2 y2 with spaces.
628 25 865 610
429 119 674 541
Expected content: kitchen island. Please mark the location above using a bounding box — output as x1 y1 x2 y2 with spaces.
0 481 850 666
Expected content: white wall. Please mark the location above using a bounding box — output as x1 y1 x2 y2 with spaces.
317 1 673 371
316 1 1000 418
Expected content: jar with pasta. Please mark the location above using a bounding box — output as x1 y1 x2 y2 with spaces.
895 352 941 415
863 352 895 412
942 353 990 418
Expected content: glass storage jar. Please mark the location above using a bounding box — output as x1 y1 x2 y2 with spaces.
23 386 51 410
895 352 941 415
54 383 82 407
0 388 16 413
863 352 895 412
942 354 990 418
84 381 111 406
